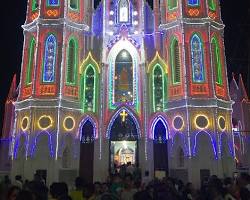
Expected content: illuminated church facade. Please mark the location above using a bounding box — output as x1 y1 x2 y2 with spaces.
2 0 245 186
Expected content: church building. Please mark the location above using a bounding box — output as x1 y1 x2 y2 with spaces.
1 0 245 187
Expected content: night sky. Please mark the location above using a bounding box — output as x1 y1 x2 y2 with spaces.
0 0 249 133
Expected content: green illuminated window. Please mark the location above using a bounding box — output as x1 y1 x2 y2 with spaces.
211 37 222 85
208 0 216 11
69 0 79 10
32 0 39 11
170 38 181 84
168 0 177 10
26 37 36 85
66 38 78 84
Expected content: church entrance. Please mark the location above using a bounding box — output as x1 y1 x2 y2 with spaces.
109 109 139 174
152 118 169 178
79 120 95 183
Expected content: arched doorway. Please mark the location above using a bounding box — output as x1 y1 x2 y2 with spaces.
108 109 140 173
152 117 169 177
79 119 95 183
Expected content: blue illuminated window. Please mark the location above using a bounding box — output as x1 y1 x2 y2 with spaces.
42 34 57 83
47 0 59 6
191 34 205 83
188 0 199 6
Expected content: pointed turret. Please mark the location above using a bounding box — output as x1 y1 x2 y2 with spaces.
1 75 17 139
229 73 239 99
238 74 248 101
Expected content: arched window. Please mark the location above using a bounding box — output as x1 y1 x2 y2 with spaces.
170 38 181 84
66 39 78 84
208 0 216 11
211 37 222 85
47 0 59 6
118 0 129 22
191 34 205 83
114 50 133 104
188 0 199 6
69 0 79 10
83 66 96 112
168 0 177 10
152 65 165 112
32 0 39 11
43 34 57 83
26 37 36 85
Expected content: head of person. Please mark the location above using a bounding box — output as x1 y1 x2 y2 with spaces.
74 177 84 190
7 186 20 200
82 184 95 199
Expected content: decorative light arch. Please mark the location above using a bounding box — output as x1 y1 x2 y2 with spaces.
78 115 98 140
80 52 100 113
211 36 223 85
107 39 140 111
30 131 54 157
13 133 28 159
193 131 217 159
150 115 169 140
220 133 234 157
106 107 141 139
191 33 205 83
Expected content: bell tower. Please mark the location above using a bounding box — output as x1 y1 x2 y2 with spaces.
158 0 235 185
12 0 91 184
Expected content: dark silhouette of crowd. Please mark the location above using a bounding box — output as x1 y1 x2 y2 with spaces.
0 166 250 200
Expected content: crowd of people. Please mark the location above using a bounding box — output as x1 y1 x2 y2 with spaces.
0 166 250 200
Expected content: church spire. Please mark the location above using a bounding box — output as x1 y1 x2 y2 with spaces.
238 74 249 100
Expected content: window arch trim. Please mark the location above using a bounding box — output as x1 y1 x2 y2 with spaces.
32 0 38 11
118 0 130 23
170 37 181 85
208 0 216 11
26 37 36 85
190 33 206 83
69 0 79 11
211 36 223 85
152 64 165 112
168 0 178 10
188 0 200 6
83 64 97 113
66 37 78 85
42 33 57 83
47 0 60 7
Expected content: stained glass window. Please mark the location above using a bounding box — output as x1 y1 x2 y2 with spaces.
188 0 199 6
26 37 36 85
69 0 79 10
208 0 216 11
211 37 222 85
168 0 177 10
170 39 181 84
191 34 205 83
114 50 133 104
66 39 78 84
83 66 96 112
32 0 39 11
47 0 59 6
119 0 129 22
153 65 164 112
42 34 57 83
